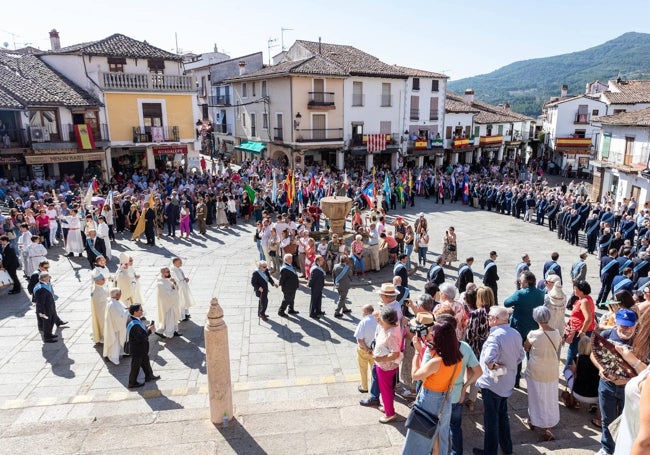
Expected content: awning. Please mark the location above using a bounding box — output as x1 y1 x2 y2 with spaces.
235 141 266 155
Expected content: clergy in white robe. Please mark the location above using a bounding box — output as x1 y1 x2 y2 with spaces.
26 236 47 277
17 226 32 273
170 257 194 320
128 257 145 305
103 288 129 365
115 263 136 305
63 211 84 255
156 267 180 338
90 271 108 344
96 217 112 261
92 256 113 289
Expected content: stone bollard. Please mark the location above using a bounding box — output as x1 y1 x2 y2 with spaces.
205 297 233 425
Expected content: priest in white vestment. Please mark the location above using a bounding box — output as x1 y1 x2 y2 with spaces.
156 267 180 338
90 271 108 344
103 287 129 365
170 257 194 321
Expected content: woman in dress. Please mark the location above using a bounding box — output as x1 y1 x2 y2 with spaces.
179 202 191 238
564 280 596 369
403 225 415 269
127 204 140 234
114 196 125 233
216 195 228 228
154 197 164 239
268 227 281 273
374 305 403 424
240 193 251 222
441 226 457 266
350 234 365 276
524 306 562 441
464 286 494 410
96 215 112 261
402 320 462 454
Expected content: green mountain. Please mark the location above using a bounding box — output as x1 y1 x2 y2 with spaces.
447 32 650 117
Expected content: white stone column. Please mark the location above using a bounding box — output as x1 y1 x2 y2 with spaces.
205 297 233 425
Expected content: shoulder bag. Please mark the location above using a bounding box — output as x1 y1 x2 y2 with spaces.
405 362 458 438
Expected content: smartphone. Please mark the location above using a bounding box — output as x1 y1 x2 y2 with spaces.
149 320 155 326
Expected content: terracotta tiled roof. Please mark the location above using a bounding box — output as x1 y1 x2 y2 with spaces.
226 56 347 82
392 65 448 79
294 40 406 78
445 91 534 123
604 80 650 104
593 107 650 126
543 94 588 108
445 96 480 114
48 33 181 61
0 49 100 109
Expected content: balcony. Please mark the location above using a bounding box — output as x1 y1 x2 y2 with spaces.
1 128 30 148
479 135 504 147
27 124 110 148
380 95 392 107
574 113 590 124
273 127 284 142
132 126 180 143
210 95 231 106
308 92 335 108
213 123 233 135
352 94 364 107
100 72 195 92
453 137 472 148
351 133 398 147
555 137 592 155
295 128 343 142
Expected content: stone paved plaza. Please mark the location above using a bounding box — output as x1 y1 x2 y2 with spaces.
0 196 605 454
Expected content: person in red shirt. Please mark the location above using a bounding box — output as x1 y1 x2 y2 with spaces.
380 232 398 264
308 202 322 232
35 209 51 249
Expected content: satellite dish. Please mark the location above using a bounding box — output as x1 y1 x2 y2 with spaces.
2 42 8 48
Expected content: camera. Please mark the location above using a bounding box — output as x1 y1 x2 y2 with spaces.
408 312 435 338
409 322 429 338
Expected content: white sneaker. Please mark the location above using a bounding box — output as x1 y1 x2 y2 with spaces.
594 449 611 455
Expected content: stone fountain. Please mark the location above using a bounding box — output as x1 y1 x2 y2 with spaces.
320 195 353 237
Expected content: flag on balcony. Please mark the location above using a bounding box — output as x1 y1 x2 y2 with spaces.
151 126 164 142
74 124 96 150
367 134 386 153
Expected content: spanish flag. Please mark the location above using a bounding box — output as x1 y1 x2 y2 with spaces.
74 124 96 150
286 170 294 206
131 192 155 241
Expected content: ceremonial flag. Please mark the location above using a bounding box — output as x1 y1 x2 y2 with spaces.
317 174 324 189
286 170 294 205
244 183 256 203
362 183 375 208
309 175 316 192
343 171 349 189
131 192 154 240
396 182 404 205
416 170 423 194
272 169 277 203
383 174 391 205
463 174 470 204
84 178 95 209
367 134 386 153
74 124 96 150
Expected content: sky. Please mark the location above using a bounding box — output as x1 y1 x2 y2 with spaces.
4 0 650 81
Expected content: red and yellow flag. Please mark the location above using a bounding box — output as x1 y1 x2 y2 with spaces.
74 124 96 150
286 170 294 205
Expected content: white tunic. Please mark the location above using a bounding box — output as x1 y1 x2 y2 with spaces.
115 266 136 305
96 222 112 260
157 277 180 338
171 265 194 314
91 284 108 344
103 298 129 365
26 243 47 276
63 216 84 254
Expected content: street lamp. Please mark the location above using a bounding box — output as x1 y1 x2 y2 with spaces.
294 112 302 130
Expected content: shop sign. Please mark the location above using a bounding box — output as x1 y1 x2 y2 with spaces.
152 145 188 155
0 156 22 164
32 164 45 179
25 151 105 164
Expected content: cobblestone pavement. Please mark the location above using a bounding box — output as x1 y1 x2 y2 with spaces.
0 193 603 454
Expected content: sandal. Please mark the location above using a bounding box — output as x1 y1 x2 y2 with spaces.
591 418 602 429
542 429 555 441
523 418 535 431
588 404 598 414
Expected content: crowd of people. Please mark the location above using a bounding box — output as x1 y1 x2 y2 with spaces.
2 155 650 454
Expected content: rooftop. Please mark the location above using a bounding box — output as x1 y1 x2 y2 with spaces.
392 65 448 79
593 106 650 126
225 56 348 82
603 79 650 104
445 92 533 123
0 49 101 109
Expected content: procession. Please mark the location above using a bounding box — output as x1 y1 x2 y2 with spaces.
0 154 649 455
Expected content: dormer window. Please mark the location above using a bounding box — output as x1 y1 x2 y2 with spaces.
148 58 165 74
108 57 126 73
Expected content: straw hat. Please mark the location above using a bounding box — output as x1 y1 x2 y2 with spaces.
377 283 399 296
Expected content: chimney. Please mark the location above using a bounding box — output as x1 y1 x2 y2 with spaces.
464 89 475 104
561 85 568 97
318 37 322 54
49 29 60 51
504 103 510 111
238 60 246 75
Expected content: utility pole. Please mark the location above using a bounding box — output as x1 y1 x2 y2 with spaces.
267 38 278 66
281 27 293 51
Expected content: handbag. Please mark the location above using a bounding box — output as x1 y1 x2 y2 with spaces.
448 244 456 252
405 362 458 438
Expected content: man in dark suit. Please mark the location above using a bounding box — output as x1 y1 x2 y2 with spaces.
542 252 562 282
483 251 500 304
0 235 21 294
308 255 326 319
427 255 446 286
393 254 409 288
278 253 300 317
33 272 60 342
85 228 106 268
143 202 156 246
126 304 160 388
164 198 179 236
251 260 277 321
456 257 475 293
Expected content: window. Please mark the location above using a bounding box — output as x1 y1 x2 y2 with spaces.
262 81 267 97
250 113 256 137
624 137 634 165
412 78 420 91
242 83 248 98
601 133 611 160
242 112 246 127
200 76 207 97
147 58 165 74
381 83 391 107
429 97 438 121
474 126 480 137
107 57 125 73
410 96 419 120
142 103 163 128
252 82 256 97
614 109 626 114
275 113 283 141
445 126 452 139
592 109 599 116
497 125 504 135
574 129 586 138
352 81 363 106
262 112 268 130
576 105 588 123
431 80 439 92
28 110 59 140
